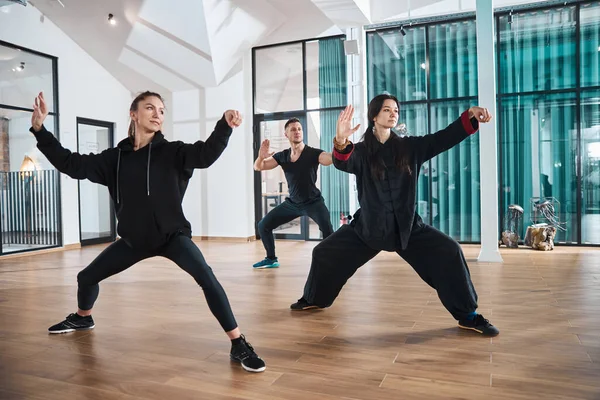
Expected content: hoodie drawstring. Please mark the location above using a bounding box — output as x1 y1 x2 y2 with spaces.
117 142 152 203
116 149 122 205
147 142 152 196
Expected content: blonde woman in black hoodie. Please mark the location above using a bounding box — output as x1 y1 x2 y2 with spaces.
291 94 499 337
30 91 265 373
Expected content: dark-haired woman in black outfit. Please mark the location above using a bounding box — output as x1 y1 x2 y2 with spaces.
291 94 499 337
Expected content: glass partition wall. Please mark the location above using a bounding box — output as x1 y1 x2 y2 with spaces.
366 1 600 245
0 40 61 255
253 36 349 241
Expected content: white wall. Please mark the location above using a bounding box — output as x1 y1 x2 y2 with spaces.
257 6 342 47
0 5 131 246
204 54 255 238
172 88 204 237
172 53 255 239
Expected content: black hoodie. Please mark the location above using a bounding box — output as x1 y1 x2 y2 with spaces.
31 116 233 251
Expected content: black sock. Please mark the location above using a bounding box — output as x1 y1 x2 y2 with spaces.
231 336 243 345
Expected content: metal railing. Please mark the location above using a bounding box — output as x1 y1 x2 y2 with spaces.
0 170 60 250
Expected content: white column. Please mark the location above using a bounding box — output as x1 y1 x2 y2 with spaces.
476 0 503 262
345 26 368 215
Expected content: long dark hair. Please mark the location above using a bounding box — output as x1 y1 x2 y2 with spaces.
362 94 412 180
128 91 164 141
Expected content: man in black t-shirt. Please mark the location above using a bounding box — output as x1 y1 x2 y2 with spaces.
253 118 335 268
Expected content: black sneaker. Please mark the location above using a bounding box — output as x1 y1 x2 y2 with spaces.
458 314 499 337
48 313 95 334
230 335 266 373
290 297 321 311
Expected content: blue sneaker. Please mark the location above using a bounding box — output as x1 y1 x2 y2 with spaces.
253 257 280 269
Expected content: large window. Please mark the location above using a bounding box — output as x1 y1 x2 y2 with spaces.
367 26 427 102
367 1 600 245
499 7 577 94
253 36 348 241
499 93 578 243
498 4 586 244
581 91 600 244
367 19 481 242
0 40 61 255
580 2 600 244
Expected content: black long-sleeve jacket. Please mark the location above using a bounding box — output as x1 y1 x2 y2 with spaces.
333 110 478 251
31 116 232 250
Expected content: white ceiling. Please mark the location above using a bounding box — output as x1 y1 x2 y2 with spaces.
0 0 562 101
13 0 336 95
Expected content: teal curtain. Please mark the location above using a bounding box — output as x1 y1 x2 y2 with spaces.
581 91 600 244
366 27 427 101
499 7 576 93
400 104 430 219
428 22 480 241
318 38 348 230
500 94 578 243
429 21 478 99
430 101 480 241
499 7 578 243
581 3 600 87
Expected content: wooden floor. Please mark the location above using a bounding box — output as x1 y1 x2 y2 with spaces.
1 240 599 400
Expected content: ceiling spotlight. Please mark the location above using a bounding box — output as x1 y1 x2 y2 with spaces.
420 62 426 70
400 25 406 36
13 62 25 72
108 13 116 25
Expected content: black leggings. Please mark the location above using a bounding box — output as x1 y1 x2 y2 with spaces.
76 235 238 332
302 222 478 321
258 197 334 259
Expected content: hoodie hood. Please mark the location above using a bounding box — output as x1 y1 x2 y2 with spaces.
117 131 167 151
115 131 167 204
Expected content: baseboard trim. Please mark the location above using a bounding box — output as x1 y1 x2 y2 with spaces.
193 235 256 242
0 243 81 259
1 236 259 259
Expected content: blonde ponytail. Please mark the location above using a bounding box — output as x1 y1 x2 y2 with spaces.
128 120 135 142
